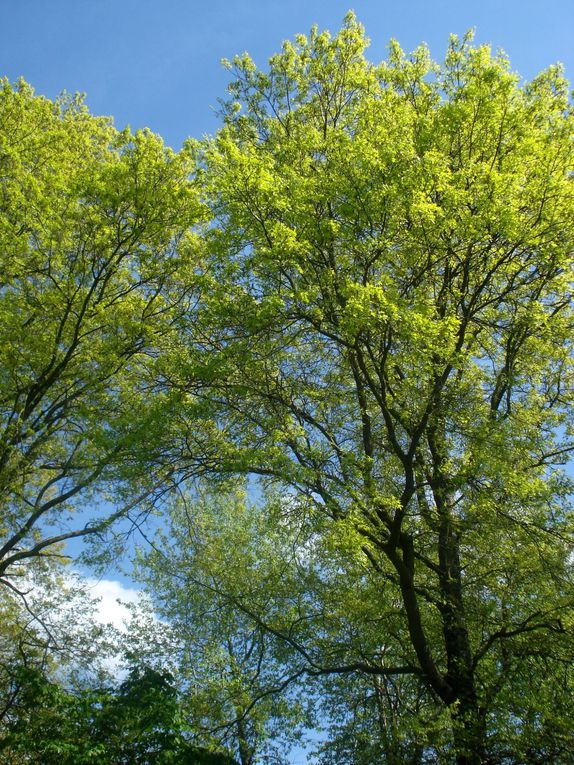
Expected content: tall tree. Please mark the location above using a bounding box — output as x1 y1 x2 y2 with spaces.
0 79 203 585
174 16 574 764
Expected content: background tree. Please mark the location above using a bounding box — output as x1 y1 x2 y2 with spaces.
170 16 574 764
0 662 240 765
130 488 312 765
0 557 116 736
0 78 203 585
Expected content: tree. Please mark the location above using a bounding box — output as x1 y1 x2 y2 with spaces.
0 78 203 584
172 16 574 763
314 671 435 765
0 662 240 764
130 489 311 765
136 486 447 764
0 558 116 735
94 665 223 765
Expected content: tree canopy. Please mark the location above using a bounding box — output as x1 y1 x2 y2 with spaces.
0 78 203 584
166 15 574 764
0 662 239 764
1 13 573 765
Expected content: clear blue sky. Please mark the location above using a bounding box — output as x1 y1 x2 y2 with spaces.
1 0 572 150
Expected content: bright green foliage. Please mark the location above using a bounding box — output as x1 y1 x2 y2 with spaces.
174 15 574 764
0 79 203 582
2 16 574 764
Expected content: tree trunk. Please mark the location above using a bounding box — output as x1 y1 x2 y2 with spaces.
428 429 487 764
452 699 487 765
235 713 254 765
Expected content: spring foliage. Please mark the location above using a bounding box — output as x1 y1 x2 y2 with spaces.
173 15 574 764
1 14 574 765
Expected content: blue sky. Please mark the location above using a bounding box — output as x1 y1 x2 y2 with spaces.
1 0 572 151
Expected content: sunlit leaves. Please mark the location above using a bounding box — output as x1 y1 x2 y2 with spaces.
0 79 204 580
179 16 574 762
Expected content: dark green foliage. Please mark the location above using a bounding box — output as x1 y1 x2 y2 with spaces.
0 665 238 765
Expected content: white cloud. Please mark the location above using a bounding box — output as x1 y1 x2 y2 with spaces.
82 577 145 632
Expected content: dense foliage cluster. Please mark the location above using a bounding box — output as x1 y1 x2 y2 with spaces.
1 14 573 765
